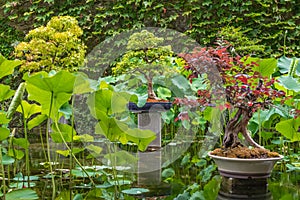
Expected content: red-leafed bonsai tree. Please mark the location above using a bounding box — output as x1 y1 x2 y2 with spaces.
178 44 286 150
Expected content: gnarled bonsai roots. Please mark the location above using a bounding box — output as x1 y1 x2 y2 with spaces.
223 108 263 149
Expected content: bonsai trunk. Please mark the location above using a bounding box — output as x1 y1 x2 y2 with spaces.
147 77 158 100
223 108 263 149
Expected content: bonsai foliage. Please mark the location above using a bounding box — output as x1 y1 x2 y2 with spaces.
14 16 86 73
112 30 185 100
179 45 286 148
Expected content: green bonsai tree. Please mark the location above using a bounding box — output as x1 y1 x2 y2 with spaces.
14 16 86 73
112 30 185 100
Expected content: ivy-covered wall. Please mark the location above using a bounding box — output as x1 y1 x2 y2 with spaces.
1 0 299 57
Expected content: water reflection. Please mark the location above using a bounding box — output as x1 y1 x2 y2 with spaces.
217 177 272 200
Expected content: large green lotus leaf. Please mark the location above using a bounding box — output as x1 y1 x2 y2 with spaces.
0 84 14 102
0 55 22 79
276 118 300 142
86 144 103 156
0 127 10 141
170 75 193 97
125 128 156 151
111 91 132 114
87 89 114 117
73 72 98 94
17 100 41 119
27 114 47 130
278 56 300 76
25 83 71 119
73 134 94 142
94 116 128 143
5 189 39 200
0 112 11 124
8 148 24 160
24 71 75 120
51 123 76 143
277 76 300 92
23 71 75 93
157 87 172 99
254 58 277 76
104 150 137 167
12 138 30 149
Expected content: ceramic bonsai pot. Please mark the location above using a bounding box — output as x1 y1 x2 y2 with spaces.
127 102 172 113
208 152 283 179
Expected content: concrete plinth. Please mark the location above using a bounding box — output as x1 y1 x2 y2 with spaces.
138 112 162 148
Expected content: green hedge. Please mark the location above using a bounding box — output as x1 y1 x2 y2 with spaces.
1 0 299 57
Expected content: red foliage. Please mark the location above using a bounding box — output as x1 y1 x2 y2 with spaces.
176 45 286 115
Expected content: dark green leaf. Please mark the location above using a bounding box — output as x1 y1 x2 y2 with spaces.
5 189 39 200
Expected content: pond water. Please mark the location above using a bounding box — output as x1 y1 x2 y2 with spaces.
3 132 300 200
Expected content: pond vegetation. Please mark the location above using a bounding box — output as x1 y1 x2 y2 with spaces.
0 15 299 200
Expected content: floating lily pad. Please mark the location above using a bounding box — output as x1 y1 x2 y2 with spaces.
5 189 39 200
122 188 149 195
9 182 36 188
109 179 132 186
1 155 15 165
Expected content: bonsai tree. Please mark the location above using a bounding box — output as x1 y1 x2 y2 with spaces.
112 30 185 100
178 44 286 149
14 16 86 73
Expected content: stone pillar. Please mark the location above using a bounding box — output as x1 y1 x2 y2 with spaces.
138 150 162 185
137 112 162 148
217 177 271 200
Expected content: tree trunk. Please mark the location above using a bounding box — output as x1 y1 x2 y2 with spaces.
223 108 263 148
147 78 157 99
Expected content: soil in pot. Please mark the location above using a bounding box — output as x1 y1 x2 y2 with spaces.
210 146 280 159
146 98 169 103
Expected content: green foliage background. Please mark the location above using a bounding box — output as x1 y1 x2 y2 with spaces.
1 0 299 57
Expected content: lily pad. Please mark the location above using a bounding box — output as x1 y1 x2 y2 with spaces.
5 189 39 200
122 188 149 195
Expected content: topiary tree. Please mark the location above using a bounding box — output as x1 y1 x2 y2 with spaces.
112 30 185 100
14 16 86 73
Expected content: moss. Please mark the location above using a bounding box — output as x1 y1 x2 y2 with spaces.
211 146 280 159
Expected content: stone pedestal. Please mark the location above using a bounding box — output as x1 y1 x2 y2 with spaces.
138 150 162 185
138 112 162 148
217 177 272 200
128 102 171 185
